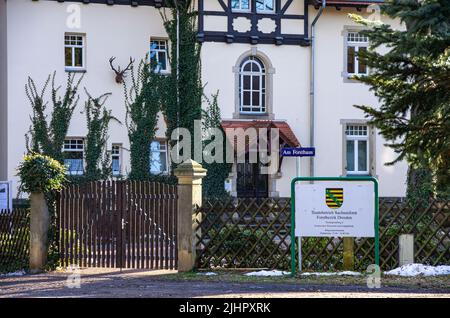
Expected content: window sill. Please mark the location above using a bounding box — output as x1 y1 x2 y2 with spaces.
344 173 371 177
232 9 251 13
256 10 276 14
342 72 368 83
65 68 86 73
233 112 275 120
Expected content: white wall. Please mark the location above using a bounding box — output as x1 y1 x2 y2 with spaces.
6 0 169 196
0 0 7 180
201 6 408 197
312 8 408 196
5 1 408 198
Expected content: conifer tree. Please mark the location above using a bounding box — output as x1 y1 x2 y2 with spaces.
351 0 450 198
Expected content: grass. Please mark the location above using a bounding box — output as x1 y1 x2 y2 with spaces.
155 270 450 291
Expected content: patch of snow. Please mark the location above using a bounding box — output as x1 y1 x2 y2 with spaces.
384 264 450 277
300 271 362 276
245 270 290 277
198 272 218 276
0 270 26 277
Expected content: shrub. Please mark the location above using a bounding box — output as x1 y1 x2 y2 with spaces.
17 153 66 195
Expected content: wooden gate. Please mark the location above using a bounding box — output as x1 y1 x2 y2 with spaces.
57 181 177 269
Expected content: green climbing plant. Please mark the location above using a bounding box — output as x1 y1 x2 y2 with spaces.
124 57 163 180
25 72 84 163
82 89 120 182
160 1 203 169
202 91 232 198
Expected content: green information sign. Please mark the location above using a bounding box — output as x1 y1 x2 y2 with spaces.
290 176 380 276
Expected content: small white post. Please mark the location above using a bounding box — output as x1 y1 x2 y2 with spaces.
399 234 414 266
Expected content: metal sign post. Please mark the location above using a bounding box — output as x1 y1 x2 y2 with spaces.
290 176 379 276
281 147 316 274
295 157 302 273
280 147 316 272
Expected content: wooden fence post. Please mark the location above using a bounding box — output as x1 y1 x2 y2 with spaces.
174 159 207 272
29 192 50 273
343 237 354 271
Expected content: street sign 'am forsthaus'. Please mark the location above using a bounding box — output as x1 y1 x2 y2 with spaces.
281 147 315 157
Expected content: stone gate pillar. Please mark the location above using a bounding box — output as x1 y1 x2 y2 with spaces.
174 159 207 272
29 192 50 273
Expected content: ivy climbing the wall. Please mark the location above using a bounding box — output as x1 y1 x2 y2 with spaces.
24 72 83 268
25 72 84 163
202 92 232 198
159 2 231 191
124 57 163 180
160 1 203 166
82 89 120 182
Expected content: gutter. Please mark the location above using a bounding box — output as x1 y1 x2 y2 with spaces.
309 0 326 178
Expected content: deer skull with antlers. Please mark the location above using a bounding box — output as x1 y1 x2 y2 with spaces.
109 57 134 84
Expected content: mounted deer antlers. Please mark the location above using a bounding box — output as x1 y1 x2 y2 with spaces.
109 57 134 84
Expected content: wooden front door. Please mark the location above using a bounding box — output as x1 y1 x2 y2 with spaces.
236 162 268 198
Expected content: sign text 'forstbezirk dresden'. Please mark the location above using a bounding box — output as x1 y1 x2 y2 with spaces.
295 183 375 237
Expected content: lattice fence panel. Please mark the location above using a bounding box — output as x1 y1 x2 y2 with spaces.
195 198 449 271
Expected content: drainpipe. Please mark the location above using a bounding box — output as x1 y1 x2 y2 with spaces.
309 0 326 178
176 1 180 128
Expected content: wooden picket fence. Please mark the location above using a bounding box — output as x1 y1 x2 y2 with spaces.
194 197 450 271
0 209 30 273
57 180 178 270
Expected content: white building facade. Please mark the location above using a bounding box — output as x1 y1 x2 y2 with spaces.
0 0 408 198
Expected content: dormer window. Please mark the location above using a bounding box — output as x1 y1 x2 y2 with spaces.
231 0 250 11
256 0 274 13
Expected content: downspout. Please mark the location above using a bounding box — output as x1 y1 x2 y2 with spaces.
309 0 326 178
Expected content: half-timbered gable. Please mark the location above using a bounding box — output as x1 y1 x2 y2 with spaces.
198 0 309 45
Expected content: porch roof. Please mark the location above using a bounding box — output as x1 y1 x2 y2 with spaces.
221 119 301 148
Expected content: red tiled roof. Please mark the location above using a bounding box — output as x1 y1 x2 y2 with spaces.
221 120 300 148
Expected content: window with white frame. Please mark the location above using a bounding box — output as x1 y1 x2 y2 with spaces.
150 39 169 73
345 124 369 175
346 31 368 76
231 0 250 11
63 139 84 175
150 140 168 174
111 144 121 176
64 34 85 70
256 0 275 12
239 56 266 114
